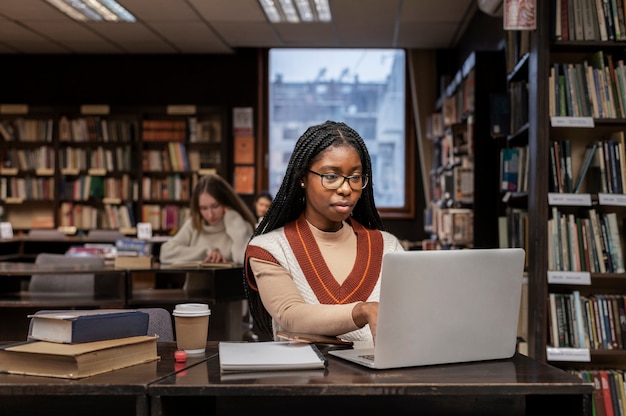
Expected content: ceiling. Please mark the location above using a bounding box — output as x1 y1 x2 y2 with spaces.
0 0 478 54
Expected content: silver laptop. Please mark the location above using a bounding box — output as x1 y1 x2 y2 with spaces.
328 248 525 369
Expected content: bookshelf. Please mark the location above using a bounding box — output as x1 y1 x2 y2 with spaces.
424 50 505 249
0 105 228 236
526 1 626 396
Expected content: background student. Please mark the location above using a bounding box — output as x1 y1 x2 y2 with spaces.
159 174 256 265
252 191 273 226
244 120 405 345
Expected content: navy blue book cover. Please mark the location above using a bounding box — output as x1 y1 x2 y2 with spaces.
29 310 150 344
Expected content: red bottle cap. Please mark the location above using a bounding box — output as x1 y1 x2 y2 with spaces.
174 349 188 363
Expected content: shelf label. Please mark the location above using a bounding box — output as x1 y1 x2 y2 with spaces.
119 227 136 236
57 226 77 235
548 193 592 206
87 168 107 176
61 168 80 176
550 116 594 128
598 193 626 206
166 105 196 115
136 222 152 239
35 168 54 176
0 104 28 114
80 104 110 115
102 197 121 205
547 271 591 285
0 222 13 239
546 347 590 362
0 168 18 176
198 168 217 176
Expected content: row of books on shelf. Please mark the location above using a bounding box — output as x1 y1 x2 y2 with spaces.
549 207 625 273
59 116 137 143
60 175 137 202
141 175 190 201
549 291 626 351
142 142 189 172
550 136 626 195
0 177 54 201
508 80 528 135
500 145 529 193
141 119 187 141
441 69 475 127
59 145 134 172
188 116 222 143
553 0 626 42
498 208 528 255
428 206 473 246
3 146 55 171
141 204 189 231
59 202 136 230
549 51 626 119
0 118 53 142
0 309 158 379
574 369 626 416
2 115 221 144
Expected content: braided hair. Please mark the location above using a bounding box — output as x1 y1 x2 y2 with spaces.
244 120 385 340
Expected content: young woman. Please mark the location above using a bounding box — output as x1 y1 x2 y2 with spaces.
159 174 256 265
244 121 405 345
252 191 273 226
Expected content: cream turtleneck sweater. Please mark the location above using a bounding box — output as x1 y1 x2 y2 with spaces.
159 209 253 264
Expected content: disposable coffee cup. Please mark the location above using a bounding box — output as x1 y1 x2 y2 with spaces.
172 303 211 355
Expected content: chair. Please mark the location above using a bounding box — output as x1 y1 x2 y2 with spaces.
29 253 104 294
137 307 174 341
27 308 174 342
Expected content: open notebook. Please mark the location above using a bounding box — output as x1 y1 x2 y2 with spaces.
329 248 526 369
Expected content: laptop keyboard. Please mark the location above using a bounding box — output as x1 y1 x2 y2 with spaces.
359 354 375 361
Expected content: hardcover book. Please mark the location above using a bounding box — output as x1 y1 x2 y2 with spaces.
28 309 149 344
114 255 154 270
0 335 158 379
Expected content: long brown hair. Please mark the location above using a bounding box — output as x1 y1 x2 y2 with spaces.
190 174 256 229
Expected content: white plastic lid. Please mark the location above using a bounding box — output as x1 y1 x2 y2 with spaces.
172 303 211 317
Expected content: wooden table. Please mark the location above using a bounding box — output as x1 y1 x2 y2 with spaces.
150 343 594 416
0 342 214 416
0 341 594 416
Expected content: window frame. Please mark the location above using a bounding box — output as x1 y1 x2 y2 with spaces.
256 48 416 219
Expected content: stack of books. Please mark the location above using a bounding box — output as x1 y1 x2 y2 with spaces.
114 238 154 269
0 309 158 379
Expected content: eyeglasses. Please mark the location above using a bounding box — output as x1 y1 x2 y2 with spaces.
308 170 369 190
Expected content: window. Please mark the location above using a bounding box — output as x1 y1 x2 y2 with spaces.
268 48 409 211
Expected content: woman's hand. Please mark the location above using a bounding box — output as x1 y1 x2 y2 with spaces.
352 301 379 342
204 249 227 263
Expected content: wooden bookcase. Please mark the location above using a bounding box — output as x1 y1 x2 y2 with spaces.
0 105 229 236
526 0 626 385
425 50 505 249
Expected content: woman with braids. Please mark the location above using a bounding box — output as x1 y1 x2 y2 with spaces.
160 173 256 265
244 121 405 345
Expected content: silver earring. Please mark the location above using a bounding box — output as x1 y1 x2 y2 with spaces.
300 182 305 187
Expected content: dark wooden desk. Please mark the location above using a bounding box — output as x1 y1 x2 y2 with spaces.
0 262 245 342
150 343 594 416
0 342 215 416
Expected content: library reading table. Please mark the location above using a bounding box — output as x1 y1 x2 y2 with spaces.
0 342 592 416
150 342 593 416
